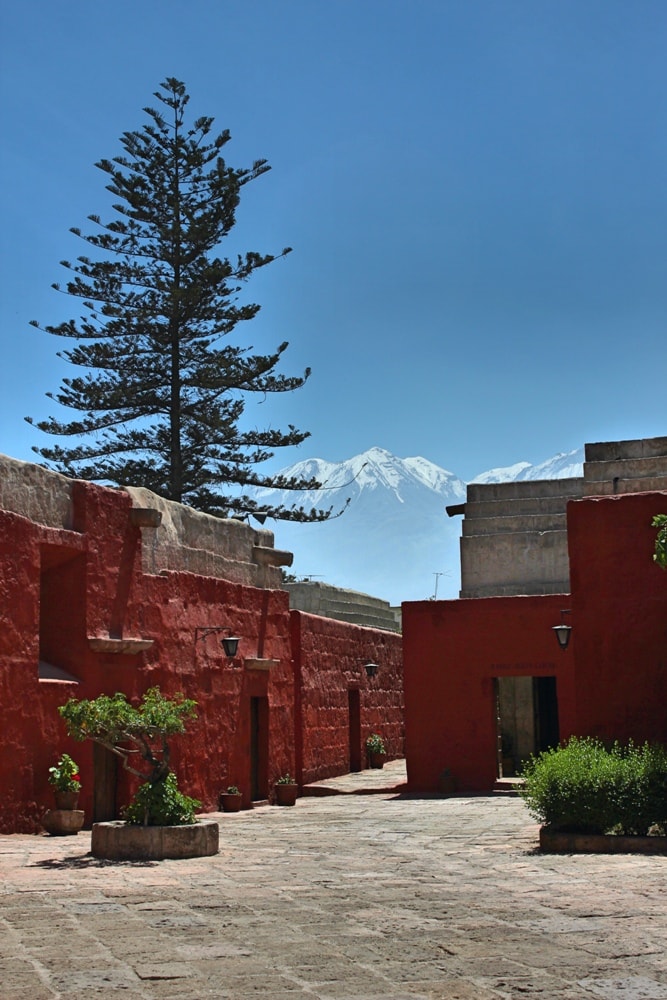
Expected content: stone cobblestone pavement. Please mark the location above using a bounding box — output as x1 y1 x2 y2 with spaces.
1 763 666 1000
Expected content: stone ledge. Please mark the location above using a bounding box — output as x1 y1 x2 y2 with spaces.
539 827 667 855
243 658 280 671
88 637 154 654
91 819 219 860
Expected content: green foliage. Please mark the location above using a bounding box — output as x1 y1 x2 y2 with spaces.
48 753 81 792
27 78 337 523
652 514 667 569
276 773 296 785
365 733 386 755
520 737 667 835
226 785 240 795
58 687 197 784
123 772 200 827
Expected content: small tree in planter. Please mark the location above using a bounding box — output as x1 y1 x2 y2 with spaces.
58 687 200 825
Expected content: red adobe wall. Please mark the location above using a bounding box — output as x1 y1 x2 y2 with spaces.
0 481 296 832
402 489 667 794
0 475 405 833
291 611 403 785
402 594 572 793
567 491 667 744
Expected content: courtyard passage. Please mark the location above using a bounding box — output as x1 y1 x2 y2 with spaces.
1 764 666 1000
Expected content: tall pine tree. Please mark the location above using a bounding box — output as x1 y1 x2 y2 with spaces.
27 78 334 521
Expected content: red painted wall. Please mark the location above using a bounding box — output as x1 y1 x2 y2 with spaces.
567 491 667 743
0 478 403 833
402 490 667 793
403 594 572 793
291 611 403 785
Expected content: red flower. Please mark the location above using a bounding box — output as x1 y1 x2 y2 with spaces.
72 774 80 782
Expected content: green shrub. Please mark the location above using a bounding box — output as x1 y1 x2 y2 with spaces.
123 772 200 826
520 737 667 835
611 742 667 835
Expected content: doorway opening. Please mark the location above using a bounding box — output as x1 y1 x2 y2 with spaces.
495 676 559 777
93 743 118 822
348 688 361 772
250 696 269 801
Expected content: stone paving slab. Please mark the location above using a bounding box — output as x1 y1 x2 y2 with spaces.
1 790 666 999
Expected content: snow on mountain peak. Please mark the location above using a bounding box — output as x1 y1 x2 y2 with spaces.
470 461 532 485
249 443 585 606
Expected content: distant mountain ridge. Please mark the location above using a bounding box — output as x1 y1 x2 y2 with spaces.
251 445 584 605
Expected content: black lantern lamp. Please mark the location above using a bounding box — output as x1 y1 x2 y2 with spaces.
364 661 379 678
552 610 572 651
196 627 241 658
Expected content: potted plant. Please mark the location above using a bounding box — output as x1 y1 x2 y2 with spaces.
219 785 243 812
42 752 86 836
274 773 298 806
366 733 387 769
48 753 81 810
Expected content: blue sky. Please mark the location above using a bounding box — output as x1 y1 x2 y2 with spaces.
1 0 665 484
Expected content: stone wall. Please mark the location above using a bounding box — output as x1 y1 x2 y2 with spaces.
286 581 401 632
0 454 292 590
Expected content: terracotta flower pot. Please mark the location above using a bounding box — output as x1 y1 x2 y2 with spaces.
219 792 243 813
54 790 80 810
274 783 298 806
369 752 387 769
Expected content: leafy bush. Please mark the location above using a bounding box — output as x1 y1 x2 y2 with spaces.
612 742 667 835
520 737 667 835
123 772 200 826
653 514 667 569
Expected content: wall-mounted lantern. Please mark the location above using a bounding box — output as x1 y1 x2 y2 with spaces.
364 661 379 678
552 610 572 651
195 627 241 658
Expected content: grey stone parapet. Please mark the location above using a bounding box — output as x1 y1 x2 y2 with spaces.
585 436 667 463
462 512 568 536
286 581 401 632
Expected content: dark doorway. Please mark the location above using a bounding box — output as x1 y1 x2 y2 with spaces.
348 689 361 772
250 696 269 801
534 676 559 754
93 743 118 822
495 675 560 777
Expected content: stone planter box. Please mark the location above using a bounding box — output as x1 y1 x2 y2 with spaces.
91 819 219 860
540 827 667 855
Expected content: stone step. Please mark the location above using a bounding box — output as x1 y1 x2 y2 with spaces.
463 494 579 518
584 476 667 496
466 478 583 504
493 778 525 797
584 455 667 483
462 512 568 536
585 436 667 463
319 608 400 631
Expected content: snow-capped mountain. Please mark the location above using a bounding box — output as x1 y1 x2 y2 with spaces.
251 445 584 606
470 448 584 484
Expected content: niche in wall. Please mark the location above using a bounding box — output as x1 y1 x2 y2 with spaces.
38 543 86 680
